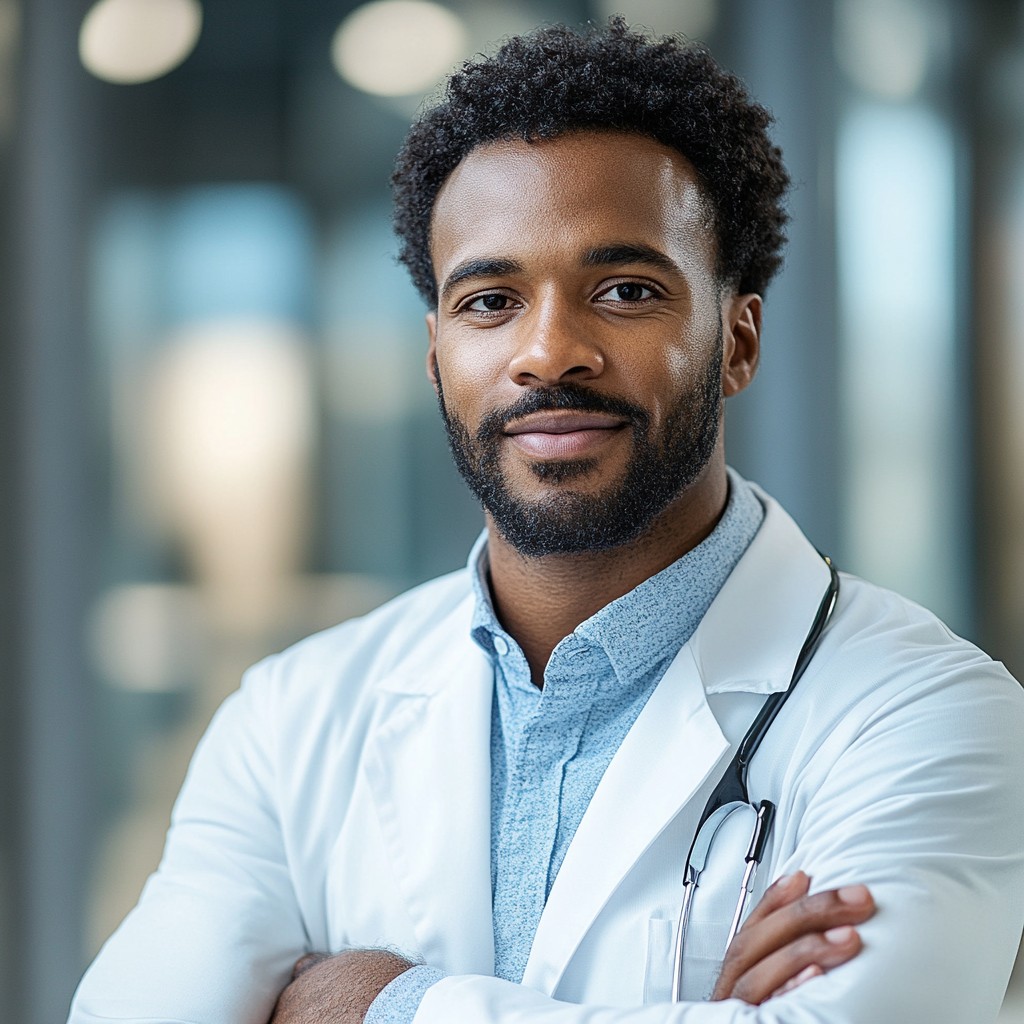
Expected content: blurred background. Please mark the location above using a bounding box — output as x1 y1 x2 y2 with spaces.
0 0 1022 1020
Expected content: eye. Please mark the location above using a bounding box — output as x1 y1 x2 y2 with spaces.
595 281 659 304
465 293 515 312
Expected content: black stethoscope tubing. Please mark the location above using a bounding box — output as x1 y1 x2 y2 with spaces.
670 555 841 1001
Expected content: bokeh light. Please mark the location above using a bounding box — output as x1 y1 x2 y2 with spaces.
836 0 932 100
79 0 202 85
331 0 467 97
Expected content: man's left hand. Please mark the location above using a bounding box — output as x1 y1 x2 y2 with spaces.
268 949 414 1024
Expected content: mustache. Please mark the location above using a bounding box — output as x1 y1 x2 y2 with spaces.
476 384 650 441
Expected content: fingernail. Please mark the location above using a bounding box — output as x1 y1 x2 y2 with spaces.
838 884 870 904
793 964 822 985
825 926 855 944
773 964 821 998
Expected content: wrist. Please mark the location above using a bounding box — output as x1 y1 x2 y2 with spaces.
270 948 416 1024
338 948 416 999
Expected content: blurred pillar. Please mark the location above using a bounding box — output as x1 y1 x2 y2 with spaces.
715 0 841 556
11 0 101 1021
832 0 973 636
0 1 19 1012
971 3 1024 683
968 8 1024 999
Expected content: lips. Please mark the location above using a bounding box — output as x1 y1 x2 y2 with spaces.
503 410 628 459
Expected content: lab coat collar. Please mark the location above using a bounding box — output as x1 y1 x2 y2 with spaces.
692 484 834 697
374 588 481 697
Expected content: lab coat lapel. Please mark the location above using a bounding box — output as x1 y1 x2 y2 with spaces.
520 490 834 995
521 643 730 994
363 597 496 976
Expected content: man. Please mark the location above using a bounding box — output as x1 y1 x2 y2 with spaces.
69 19 1024 1024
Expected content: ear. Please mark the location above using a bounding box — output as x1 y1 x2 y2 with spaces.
425 311 439 392
720 292 761 398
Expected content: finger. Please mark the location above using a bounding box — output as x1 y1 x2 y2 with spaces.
732 923 862 1005
770 963 822 999
713 884 874 1000
738 871 810 931
731 884 874 970
714 873 809 995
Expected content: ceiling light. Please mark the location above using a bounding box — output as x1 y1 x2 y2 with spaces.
331 0 467 97
836 0 931 100
80 0 202 85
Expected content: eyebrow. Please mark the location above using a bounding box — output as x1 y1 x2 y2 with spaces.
440 257 524 303
582 243 682 276
438 244 681 304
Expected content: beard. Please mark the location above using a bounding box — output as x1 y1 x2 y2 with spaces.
435 334 723 558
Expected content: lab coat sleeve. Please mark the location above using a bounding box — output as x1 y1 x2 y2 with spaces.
67 659 307 1024
410 663 1024 1024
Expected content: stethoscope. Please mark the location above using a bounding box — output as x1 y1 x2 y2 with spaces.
670 555 840 1001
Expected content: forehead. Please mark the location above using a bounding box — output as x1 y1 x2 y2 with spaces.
430 131 716 276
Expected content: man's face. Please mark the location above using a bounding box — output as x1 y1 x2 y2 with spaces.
426 131 756 557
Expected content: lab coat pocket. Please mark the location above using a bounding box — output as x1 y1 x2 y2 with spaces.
644 917 675 1003
645 914 729 1003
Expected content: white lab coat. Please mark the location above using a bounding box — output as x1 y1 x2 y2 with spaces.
69 488 1024 1024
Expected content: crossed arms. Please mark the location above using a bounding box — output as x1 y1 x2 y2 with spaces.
268 875 876 1023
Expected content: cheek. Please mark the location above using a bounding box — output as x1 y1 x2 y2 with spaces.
663 347 698 386
659 307 724 396
637 335 721 430
625 345 700 421
434 336 506 422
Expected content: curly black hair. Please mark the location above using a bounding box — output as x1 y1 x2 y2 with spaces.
391 18 790 307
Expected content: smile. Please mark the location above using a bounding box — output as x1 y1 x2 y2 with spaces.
503 411 628 459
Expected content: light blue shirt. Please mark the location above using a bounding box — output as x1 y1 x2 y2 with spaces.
365 471 764 1022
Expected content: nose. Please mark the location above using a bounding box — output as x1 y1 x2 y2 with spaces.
507 295 605 386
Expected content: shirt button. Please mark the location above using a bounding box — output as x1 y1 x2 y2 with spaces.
494 635 509 656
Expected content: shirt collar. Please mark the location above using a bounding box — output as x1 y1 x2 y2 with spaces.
468 468 765 685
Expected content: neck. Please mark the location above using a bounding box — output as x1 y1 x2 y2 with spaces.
485 461 729 684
